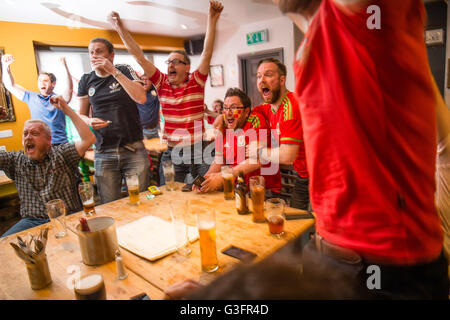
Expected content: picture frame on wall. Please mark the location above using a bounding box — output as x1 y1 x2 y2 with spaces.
0 49 16 123
209 64 224 87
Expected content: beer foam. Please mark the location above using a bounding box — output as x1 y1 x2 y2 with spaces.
222 173 233 179
83 199 94 205
76 274 102 290
198 221 215 230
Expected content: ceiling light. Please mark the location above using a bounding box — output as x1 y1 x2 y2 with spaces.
181 24 188 30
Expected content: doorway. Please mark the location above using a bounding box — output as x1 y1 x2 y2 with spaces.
238 48 284 108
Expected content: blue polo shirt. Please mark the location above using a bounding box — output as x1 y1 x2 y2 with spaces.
22 91 68 144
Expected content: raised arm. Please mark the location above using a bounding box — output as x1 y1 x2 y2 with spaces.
59 57 73 104
50 95 96 156
90 57 146 104
1 54 26 101
197 1 224 75
108 11 156 78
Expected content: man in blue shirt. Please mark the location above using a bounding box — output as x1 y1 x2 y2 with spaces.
1 55 73 145
137 75 160 139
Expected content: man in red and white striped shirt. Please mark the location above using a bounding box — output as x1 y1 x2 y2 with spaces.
108 1 224 186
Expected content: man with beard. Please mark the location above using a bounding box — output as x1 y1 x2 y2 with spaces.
107 0 223 189
1 55 73 145
77 37 149 204
273 0 448 298
0 96 95 237
195 88 281 194
252 58 309 210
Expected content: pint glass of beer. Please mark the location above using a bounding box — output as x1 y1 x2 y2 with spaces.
221 166 235 200
249 176 265 223
74 273 107 300
196 208 219 273
125 172 140 205
78 182 96 215
266 198 286 237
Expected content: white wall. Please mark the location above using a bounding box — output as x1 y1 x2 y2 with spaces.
203 15 296 107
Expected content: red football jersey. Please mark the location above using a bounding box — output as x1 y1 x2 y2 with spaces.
294 0 442 264
215 111 281 192
253 91 308 178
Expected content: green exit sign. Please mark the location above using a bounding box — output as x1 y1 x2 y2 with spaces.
246 29 268 45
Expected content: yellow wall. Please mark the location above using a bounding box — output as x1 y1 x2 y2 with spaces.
0 21 185 151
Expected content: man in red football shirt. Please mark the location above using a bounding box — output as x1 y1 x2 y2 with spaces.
252 58 310 210
275 0 448 298
196 88 281 195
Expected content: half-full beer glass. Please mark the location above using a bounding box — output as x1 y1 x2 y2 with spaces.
266 198 286 237
250 176 265 223
78 182 96 215
221 166 235 200
196 208 219 272
125 172 140 205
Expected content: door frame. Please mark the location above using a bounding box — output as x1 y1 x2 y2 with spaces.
237 47 284 93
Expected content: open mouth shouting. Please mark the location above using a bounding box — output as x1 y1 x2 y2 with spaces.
24 141 36 156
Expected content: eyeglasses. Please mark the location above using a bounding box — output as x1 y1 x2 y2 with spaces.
223 106 245 112
165 59 187 66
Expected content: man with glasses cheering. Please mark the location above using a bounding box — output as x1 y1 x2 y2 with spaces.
108 0 224 188
195 88 281 195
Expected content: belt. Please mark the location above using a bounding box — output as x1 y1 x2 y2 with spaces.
314 233 362 265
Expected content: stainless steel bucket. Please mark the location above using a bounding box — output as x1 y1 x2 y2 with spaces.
76 216 118 266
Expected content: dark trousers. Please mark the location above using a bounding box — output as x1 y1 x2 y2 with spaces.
290 172 310 211
301 238 449 299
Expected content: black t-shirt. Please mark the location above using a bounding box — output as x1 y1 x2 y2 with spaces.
78 64 143 150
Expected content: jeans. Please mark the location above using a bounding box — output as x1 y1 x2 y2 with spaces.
1 217 50 237
301 238 449 299
290 173 310 210
159 141 211 185
94 141 150 204
143 128 159 139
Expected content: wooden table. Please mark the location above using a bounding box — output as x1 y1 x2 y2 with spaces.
0 183 314 299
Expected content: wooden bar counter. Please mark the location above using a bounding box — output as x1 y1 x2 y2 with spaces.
0 182 314 299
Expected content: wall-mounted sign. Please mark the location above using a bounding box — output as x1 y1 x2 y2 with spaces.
425 29 444 46
246 29 268 46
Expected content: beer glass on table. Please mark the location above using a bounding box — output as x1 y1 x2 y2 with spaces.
78 182 96 215
221 166 235 200
196 208 219 273
45 199 67 238
170 201 191 256
249 176 265 223
162 160 176 191
74 273 107 300
125 172 140 205
266 198 286 238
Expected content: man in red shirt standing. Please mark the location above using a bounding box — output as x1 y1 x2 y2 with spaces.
197 88 281 195
108 1 223 188
252 58 309 210
275 0 448 298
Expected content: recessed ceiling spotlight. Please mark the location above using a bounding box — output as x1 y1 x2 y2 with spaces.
181 24 188 30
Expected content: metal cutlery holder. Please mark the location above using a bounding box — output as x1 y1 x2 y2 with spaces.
26 253 52 290
76 216 118 266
